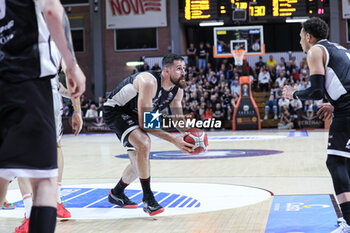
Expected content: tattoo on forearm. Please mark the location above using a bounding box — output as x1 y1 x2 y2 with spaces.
62 12 77 64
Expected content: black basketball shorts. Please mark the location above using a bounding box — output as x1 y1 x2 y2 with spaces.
327 116 350 158
0 78 57 180
103 106 138 151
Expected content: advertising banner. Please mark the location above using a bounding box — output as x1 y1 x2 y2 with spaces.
232 76 261 130
106 0 167 29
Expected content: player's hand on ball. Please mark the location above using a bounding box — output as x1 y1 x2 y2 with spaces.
173 133 194 154
184 128 208 154
317 103 334 120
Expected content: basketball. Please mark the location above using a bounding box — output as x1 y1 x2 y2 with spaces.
184 128 208 154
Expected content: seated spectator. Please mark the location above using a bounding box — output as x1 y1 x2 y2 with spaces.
213 103 225 123
210 93 220 106
266 55 277 73
85 104 98 118
278 108 294 129
198 68 206 79
276 61 286 77
304 100 318 112
258 68 271 92
300 64 309 77
254 56 265 76
300 57 307 69
301 79 311 90
285 60 295 76
294 79 303 91
209 75 219 86
232 91 239 103
291 68 300 81
230 79 240 96
289 98 303 118
221 88 233 117
189 91 199 106
278 97 289 116
264 94 278 120
280 57 287 68
275 72 286 89
203 104 213 120
97 96 105 117
198 102 206 120
291 56 297 69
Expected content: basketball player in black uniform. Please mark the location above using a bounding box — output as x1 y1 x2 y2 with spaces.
103 54 194 216
0 1 86 232
283 17 350 232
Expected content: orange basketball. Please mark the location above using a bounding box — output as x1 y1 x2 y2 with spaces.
184 128 208 154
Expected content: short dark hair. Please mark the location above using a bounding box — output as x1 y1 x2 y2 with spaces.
162 53 184 69
302 17 329 40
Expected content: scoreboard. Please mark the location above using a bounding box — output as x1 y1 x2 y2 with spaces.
182 0 328 23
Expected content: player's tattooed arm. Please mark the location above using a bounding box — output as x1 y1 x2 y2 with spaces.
62 12 77 64
40 0 86 98
40 0 75 68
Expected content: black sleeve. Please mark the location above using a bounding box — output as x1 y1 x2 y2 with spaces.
293 74 325 100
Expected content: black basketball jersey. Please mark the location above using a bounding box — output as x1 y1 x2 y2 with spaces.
314 40 350 116
0 0 57 82
104 71 179 114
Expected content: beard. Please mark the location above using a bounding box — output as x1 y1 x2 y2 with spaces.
170 75 187 89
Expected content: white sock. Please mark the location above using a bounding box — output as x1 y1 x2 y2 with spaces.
57 182 62 204
22 193 33 219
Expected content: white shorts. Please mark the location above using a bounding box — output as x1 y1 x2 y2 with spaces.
0 168 58 181
52 88 63 143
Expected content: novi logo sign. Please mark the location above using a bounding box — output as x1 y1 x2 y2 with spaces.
109 0 162 16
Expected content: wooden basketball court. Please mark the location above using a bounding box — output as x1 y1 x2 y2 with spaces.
0 129 336 233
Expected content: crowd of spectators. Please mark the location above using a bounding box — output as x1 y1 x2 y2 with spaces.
62 95 105 118
61 43 324 130
259 55 323 129
181 42 324 129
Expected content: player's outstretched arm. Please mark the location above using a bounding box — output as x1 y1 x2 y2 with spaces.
40 0 85 98
135 74 193 153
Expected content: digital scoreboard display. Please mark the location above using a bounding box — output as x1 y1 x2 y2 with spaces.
182 0 328 22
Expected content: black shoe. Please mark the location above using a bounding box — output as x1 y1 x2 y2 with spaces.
108 190 138 208
143 198 164 216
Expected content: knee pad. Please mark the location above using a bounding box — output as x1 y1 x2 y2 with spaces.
326 155 350 195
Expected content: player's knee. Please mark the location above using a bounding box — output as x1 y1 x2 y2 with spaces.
135 136 151 152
